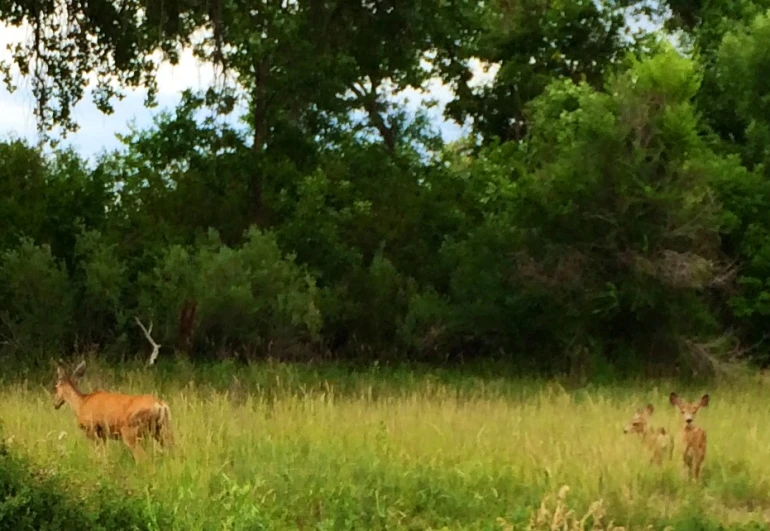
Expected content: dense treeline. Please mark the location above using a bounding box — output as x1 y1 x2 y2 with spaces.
4 1 770 375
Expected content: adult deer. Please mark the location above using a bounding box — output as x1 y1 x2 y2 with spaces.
53 360 174 461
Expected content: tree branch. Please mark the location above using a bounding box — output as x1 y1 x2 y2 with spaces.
349 80 396 153
135 317 161 366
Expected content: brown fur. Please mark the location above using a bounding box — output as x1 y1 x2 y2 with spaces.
623 403 674 464
669 392 709 481
53 361 174 461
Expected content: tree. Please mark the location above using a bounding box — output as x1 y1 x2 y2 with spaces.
0 139 109 262
0 0 195 138
440 0 651 144
437 47 740 373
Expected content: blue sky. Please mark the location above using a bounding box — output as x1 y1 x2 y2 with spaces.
0 23 473 161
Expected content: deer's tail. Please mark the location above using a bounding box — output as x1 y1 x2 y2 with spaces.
151 400 174 448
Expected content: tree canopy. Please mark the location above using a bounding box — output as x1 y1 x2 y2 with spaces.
3 0 770 376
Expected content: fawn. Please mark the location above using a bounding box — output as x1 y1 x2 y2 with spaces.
669 392 709 481
623 404 674 464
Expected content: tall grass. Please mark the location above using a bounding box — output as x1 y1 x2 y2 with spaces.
1 359 769 530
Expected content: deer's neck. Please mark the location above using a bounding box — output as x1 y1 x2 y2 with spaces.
63 383 86 417
640 425 663 445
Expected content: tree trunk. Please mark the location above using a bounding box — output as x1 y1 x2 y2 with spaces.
350 81 396 153
251 58 270 226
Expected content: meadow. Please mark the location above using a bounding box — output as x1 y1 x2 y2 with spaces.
1 360 769 530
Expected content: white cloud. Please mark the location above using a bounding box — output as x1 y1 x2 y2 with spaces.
0 21 219 158
467 58 500 89
0 23 29 53
0 90 36 136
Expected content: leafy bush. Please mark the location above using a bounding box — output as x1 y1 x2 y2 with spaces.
72 228 129 349
327 252 417 354
0 238 74 357
138 228 322 357
398 287 456 360
440 47 739 372
0 424 172 530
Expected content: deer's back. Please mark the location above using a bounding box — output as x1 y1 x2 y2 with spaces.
79 391 161 430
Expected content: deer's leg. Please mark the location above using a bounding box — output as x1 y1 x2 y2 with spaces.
680 447 691 479
120 426 144 462
81 424 108 459
694 453 704 481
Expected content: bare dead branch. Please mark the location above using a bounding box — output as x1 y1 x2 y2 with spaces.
709 260 739 291
510 247 587 289
680 330 763 378
135 317 161 366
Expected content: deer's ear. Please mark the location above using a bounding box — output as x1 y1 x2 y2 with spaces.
71 360 87 379
56 365 66 380
700 394 709 407
645 404 654 415
669 392 680 406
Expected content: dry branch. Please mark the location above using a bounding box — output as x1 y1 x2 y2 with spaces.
135 317 161 366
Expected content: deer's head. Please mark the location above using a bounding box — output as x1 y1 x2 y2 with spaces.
669 392 709 426
624 403 654 434
53 360 86 409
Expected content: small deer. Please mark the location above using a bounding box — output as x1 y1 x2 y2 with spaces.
623 404 674 464
669 392 709 481
53 360 174 461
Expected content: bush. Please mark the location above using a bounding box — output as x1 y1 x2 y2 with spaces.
320 252 418 356
437 47 738 373
0 424 173 530
138 227 322 357
72 228 129 349
0 238 74 358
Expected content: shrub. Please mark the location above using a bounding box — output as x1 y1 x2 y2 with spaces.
72 228 129 349
138 228 322 357
438 47 738 373
0 424 173 530
0 238 74 358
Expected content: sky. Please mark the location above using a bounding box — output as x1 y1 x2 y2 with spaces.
0 22 482 161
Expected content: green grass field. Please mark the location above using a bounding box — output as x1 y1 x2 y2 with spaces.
1 360 769 530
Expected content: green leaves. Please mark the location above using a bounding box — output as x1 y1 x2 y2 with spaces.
0 239 74 355
436 46 739 368
443 0 642 143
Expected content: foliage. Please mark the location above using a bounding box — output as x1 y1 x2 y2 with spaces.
0 422 172 530
422 47 736 372
72 229 129 350
137 228 322 356
441 0 651 143
0 239 74 357
0 140 108 262
5 2 770 370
